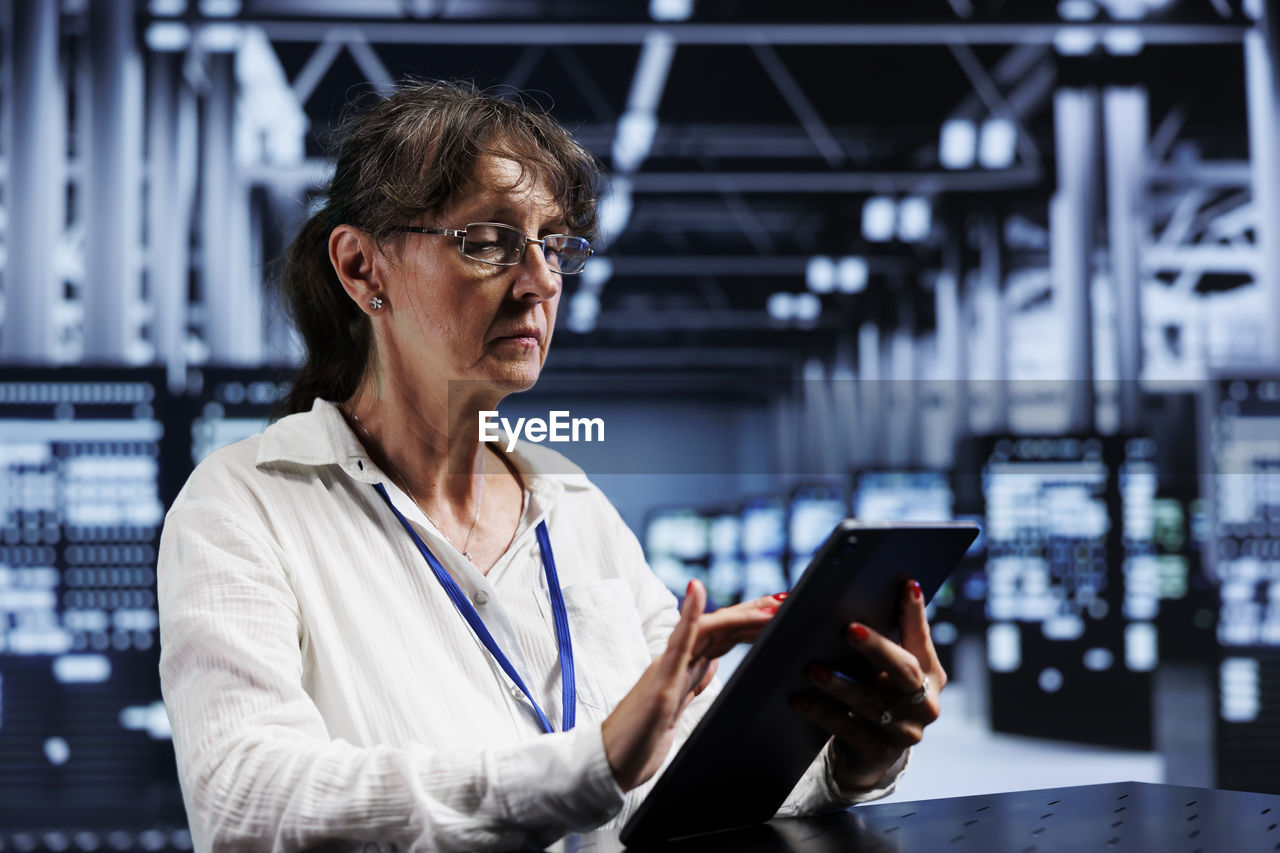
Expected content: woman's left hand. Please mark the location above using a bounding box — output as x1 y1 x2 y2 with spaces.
790 578 945 792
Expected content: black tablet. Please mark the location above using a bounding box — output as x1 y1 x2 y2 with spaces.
619 519 980 847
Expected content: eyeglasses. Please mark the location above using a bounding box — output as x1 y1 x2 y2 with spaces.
396 222 593 275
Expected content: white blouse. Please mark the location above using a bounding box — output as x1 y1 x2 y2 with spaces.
157 398 904 852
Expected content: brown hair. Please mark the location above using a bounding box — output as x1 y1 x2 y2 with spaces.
275 80 603 417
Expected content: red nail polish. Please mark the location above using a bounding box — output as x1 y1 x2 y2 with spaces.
759 606 778 614
792 695 813 713
848 623 869 643
772 592 789 601
911 580 922 601
811 664 832 684
686 580 694 597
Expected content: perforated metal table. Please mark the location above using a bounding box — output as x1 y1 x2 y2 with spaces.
554 781 1280 852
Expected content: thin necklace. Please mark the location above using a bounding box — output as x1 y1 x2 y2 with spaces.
347 409 486 562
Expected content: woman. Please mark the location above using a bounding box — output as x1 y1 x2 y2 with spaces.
158 81 945 851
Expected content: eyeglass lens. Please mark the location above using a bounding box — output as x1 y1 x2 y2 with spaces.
461 223 590 274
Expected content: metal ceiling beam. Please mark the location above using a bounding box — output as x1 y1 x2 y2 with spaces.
630 167 1041 193
344 30 394 94
1146 162 1252 186
545 348 797 369
290 31 345 104
245 22 1248 46
750 43 845 167
606 256 917 276
949 43 1051 121
717 188 778 254
242 161 1042 193
590 310 840 331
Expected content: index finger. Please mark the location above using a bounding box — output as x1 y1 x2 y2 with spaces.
692 604 776 659
899 578 945 686
662 579 706 677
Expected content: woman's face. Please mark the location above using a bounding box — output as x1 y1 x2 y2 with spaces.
379 154 566 400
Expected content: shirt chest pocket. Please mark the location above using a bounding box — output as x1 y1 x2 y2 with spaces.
536 578 653 713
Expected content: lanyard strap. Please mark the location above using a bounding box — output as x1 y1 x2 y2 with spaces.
374 483 576 733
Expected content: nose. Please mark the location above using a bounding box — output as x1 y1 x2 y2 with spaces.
511 239 561 302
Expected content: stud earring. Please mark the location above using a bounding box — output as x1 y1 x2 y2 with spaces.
369 296 384 311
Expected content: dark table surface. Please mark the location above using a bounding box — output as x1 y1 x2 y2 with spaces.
552 781 1280 852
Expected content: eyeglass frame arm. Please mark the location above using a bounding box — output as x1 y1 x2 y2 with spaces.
393 225 593 261
398 227 465 239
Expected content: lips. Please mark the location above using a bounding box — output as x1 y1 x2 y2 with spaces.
494 327 542 344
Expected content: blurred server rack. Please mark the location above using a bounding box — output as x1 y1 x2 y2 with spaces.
967 435 1162 750
1202 375 1280 794
0 368 188 840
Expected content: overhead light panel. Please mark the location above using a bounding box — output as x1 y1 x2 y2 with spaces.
196 23 243 52
581 257 614 292
1054 29 1098 55
199 0 241 16
898 197 932 242
612 112 657 173
145 22 191 51
837 257 868 294
862 197 896 243
939 119 977 170
793 293 822 324
767 292 795 322
806 257 836 294
597 178 634 246
1103 28 1144 55
1057 0 1096 20
650 0 694 21
978 118 1017 169
566 290 600 334
1099 0 1146 19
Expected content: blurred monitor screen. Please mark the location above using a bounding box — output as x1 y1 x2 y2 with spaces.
742 556 788 602
644 509 709 563
706 557 744 610
644 508 711 602
853 471 953 522
708 513 741 559
741 498 786 558
0 370 187 832
188 369 293 465
788 486 847 559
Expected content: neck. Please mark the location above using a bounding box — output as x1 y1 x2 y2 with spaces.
344 372 499 516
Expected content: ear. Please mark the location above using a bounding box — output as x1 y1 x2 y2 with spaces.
329 225 386 314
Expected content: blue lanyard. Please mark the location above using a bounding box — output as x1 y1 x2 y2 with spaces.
374 483 576 734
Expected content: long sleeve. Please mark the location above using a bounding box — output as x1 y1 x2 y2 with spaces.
158 500 623 852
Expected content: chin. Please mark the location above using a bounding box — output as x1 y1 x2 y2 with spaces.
470 350 546 396
489 365 543 394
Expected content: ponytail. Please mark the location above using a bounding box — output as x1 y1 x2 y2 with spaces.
274 212 371 418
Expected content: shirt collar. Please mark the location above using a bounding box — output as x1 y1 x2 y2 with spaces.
255 397 593 502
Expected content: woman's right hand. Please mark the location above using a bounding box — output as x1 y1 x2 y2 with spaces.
601 580 780 791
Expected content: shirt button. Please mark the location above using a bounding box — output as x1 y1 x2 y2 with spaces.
510 686 523 700
473 590 489 606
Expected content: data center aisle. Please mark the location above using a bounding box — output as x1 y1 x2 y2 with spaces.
874 638 1206 805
